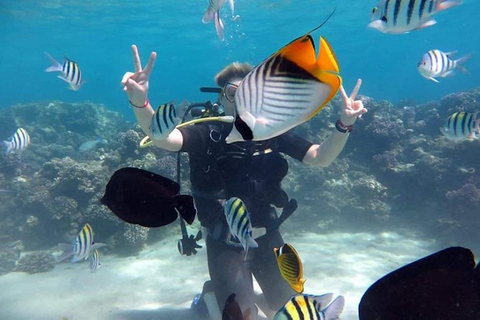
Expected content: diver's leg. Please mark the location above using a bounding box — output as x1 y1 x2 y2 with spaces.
251 230 295 316
206 234 257 318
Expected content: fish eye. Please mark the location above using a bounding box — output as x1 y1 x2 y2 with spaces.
372 7 377 14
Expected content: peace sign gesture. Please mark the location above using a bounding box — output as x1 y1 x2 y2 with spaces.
121 45 157 107
339 79 368 126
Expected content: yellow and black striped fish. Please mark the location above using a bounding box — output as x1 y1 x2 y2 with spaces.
274 243 306 293
441 111 479 141
273 294 345 320
89 249 101 273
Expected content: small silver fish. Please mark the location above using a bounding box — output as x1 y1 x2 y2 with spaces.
45 52 84 91
2 128 30 154
417 49 470 83
89 249 101 273
369 0 463 34
202 0 235 41
78 138 108 152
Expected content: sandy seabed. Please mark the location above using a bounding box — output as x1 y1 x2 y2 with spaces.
0 229 440 320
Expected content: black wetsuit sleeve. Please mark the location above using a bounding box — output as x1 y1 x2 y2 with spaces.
276 131 313 162
178 124 210 154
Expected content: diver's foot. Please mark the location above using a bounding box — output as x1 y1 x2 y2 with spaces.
191 293 209 318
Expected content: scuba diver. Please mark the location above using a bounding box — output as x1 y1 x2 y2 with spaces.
120 45 367 319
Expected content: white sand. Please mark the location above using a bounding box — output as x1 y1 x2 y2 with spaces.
0 229 439 320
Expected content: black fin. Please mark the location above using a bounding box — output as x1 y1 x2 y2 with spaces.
234 116 253 141
174 195 197 225
359 246 480 319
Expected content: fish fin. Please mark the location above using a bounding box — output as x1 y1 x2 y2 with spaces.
454 53 472 73
418 19 437 30
202 8 215 23
214 12 225 41
317 37 340 74
89 242 107 254
321 295 345 320
292 280 305 294
251 227 266 239
277 34 317 74
437 0 463 12
174 195 197 225
55 243 74 263
442 70 456 77
228 114 254 143
445 50 458 57
44 52 63 72
428 77 440 83
2 140 12 154
367 20 387 33
227 0 235 16
313 293 334 311
247 236 258 249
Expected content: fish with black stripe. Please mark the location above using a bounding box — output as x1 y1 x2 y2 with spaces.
202 0 235 41
2 127 30 154
223 197 258 258
44 52 84 91
56 223 107 263
149 103 179 140
225 11 341 143
273 294 345 320
369 0 463 34
441 111 479 141
417 49 470 83
89 249 101 273
274 243 306 294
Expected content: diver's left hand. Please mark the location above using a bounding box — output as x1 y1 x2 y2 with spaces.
339 79 368 126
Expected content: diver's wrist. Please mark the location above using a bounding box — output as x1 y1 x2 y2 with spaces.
335 119 352 133
130 98 149 109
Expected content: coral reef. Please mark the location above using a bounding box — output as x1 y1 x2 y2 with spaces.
1 87 480 275
15 251 56 274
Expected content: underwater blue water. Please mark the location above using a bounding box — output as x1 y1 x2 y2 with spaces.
1 0 479 121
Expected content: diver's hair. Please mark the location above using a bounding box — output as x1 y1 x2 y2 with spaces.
214 62 253 87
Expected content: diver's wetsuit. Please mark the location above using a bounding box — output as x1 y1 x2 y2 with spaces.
179 121 313 317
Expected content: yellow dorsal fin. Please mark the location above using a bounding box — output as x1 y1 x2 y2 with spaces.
277 35 317 72
318 36 340 74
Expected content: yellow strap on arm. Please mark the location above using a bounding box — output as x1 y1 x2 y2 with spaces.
139 116 235 148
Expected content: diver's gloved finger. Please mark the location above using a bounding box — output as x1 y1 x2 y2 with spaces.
194 230 203 241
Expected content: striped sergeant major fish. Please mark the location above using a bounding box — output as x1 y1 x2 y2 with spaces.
149 103 179 141
89 249 101 273
441 111 479 141
44 52 84 91
56 223 107 263
369 0 463 34
273 294 345 320
417 49 470 83
225 11 341 143
223 197 258 258
2 127 30 154
202 0 235 41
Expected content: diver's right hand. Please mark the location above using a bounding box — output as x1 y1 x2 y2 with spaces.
121 45 157 107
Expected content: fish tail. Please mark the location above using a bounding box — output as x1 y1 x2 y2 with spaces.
454 53 472 73
2 140 12 154
174 195 197 225
322 295 345 320
214 12 225 41
44 52 63 72
202 8 215 23
437 0 463 12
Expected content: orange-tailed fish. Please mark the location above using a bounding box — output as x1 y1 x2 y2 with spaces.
225 11 341 143
274 243 306 293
